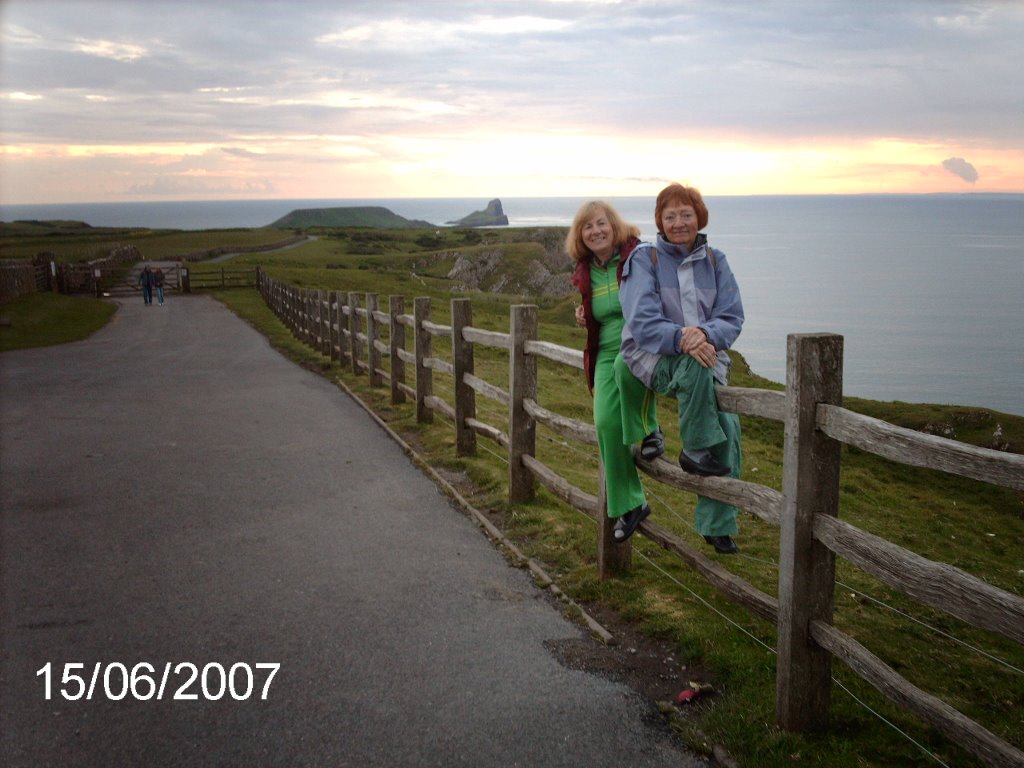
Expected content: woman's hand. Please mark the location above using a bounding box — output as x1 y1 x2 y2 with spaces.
689 341 717 368
679 326 717 368
575 304 586 328
680 326 708 353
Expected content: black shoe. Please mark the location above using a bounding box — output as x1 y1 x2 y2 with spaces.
703 535 738 554
613 504 651 543
640 429 665 461
678 450 730 477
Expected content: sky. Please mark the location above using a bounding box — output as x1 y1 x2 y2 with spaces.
2 0 1023 204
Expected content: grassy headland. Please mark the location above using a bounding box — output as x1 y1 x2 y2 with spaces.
4 221 1022 767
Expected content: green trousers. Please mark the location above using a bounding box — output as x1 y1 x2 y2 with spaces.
593 349 658 518
645 353 741 538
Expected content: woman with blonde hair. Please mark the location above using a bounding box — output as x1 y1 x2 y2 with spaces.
569 200 663 543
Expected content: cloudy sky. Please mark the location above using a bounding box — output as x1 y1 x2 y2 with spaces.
1 0 1022 203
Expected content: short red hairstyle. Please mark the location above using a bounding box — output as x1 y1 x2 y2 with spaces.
654 183 709 233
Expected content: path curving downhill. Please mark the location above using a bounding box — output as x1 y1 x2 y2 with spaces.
0 294 707 767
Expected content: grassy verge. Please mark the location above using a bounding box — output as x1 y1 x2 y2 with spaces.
0 292 117 351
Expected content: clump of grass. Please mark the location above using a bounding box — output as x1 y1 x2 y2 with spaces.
0 292 117 351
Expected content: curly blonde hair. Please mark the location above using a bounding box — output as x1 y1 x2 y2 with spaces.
565 200 640 263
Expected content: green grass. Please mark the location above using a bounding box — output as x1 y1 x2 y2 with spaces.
0 225 295 262
0 292 118 351
6 222 1022 767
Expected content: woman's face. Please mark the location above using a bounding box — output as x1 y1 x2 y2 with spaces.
661 203 699 248
581 211 615 260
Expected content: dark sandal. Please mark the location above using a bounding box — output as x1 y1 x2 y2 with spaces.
640 429 664 460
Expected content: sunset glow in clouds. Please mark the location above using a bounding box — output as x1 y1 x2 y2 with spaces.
1 0 1022 204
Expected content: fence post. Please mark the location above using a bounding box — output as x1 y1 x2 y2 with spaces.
776 333 844 732
390 296 406 405
321 291 331 358
508 304 537 503
596 458 631 577
366 293 382 386
348 292 361 375
313 289 323 353
328 290 340 363
309 290 317 348
451 298 476 456
414 297 433 423
315 290 323 358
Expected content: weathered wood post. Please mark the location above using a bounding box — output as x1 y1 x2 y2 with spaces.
776 333 844 731
366 293 382 386
337 292 350 366
326 290 338 362
313 289 323 353
307 290 315 345
414 297 433 423
298 288 307 342
508 304 537 503
451 298 476 456
597 458 631 577
320 290 331 357
348 292 361 375
389 296 406 405
299 288 307 346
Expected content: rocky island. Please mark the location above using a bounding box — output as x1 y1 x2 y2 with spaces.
446 199 509 227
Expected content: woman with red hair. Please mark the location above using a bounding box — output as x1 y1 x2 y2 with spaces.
619 184 745 554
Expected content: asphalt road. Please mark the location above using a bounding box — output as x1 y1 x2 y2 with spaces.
0 293 706 767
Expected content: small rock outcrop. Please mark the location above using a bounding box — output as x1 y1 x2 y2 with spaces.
446 199 509 227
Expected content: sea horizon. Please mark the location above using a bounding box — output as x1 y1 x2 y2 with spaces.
2 193 1022 418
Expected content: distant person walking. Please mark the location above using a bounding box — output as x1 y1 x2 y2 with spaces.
569 200 664 544
619 183 745 555
154 268 165 305
137 265 154 306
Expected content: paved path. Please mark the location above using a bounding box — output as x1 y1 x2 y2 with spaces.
0 294 705 767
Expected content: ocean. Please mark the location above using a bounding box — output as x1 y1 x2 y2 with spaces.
3 194 1022 416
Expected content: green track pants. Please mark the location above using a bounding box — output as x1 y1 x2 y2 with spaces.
593 349 658 518
642 353 741 537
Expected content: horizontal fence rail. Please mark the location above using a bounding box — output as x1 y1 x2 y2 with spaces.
256 271 1023 768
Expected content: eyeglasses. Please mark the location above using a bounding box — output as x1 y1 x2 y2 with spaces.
662 211 697 224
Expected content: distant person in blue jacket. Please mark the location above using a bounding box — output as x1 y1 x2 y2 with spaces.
618 183 745 554
137 265 154 305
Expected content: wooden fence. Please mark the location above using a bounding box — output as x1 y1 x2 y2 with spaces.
182 266 257 291
257 269 1024 768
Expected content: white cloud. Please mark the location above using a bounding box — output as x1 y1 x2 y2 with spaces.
71 38 147 61
316 14 571 49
